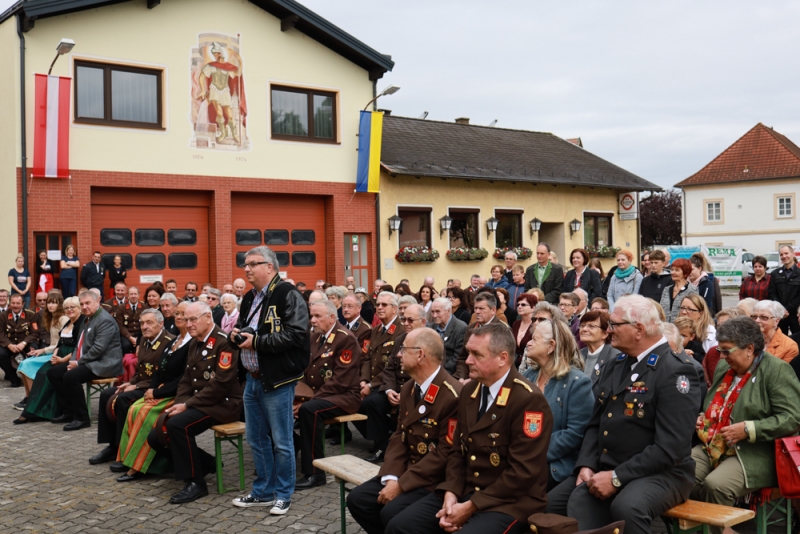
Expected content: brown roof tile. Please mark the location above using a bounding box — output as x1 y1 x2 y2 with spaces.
676 123 800 187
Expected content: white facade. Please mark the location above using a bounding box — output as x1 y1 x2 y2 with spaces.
682 178 800 254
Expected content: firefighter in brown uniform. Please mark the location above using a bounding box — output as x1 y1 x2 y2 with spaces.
452 293 505 381
146 302 243 504
387 323 553 534
90 308 175 467
348 328 462 534
294 299 362 490
0 294 39 387
117 286 143 353
342 293 372 348
103 282 127 320
354 291 403 450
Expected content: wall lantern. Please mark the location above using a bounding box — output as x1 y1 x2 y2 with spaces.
439 215 453 237
388 215 402 236
486 217 499 236
529 217 542 237
569 218 582 236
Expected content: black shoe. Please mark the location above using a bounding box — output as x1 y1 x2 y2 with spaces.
13 397 27 410
169 482 208 504
63 420 91 431
109 462 127 473
89 446 117 465
116 472 143 483
368 441 378 454
12 416 28 425
328 430 353 446
51 414 71 424
295 473 326 490
366 450 385 463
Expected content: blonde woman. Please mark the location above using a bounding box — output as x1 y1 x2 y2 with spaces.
678 294 716 353
523 319 593 490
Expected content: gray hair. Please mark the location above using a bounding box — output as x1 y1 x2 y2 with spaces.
246 246 280 270
533 301 566 323
738 298 757 316
160 292 178 305
404 304 426 323
310 299 338 317
660 322 683 350
378 291 399 307
221 293 238 305
529 319 582 378
717 316 765 354
474 292 497 310
309 290 328 301
504 251 517 260
398 295 418 307
432 297 452 312
188 301 212 316
574 288 588 302
325 286 347 300
207 288 222 298
79 289 101 302
753 300 787 321
537 242 551 252
140 308 164 324
614 295 662 336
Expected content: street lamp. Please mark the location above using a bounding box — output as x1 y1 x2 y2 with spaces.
388 215 402 236
569 218 582 236
439 215 452 237
486 217 499 236
48 38 75 75
363 85 401 111
529 218 542 237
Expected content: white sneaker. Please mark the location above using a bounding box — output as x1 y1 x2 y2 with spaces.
232 494 275 508
270 500 291 515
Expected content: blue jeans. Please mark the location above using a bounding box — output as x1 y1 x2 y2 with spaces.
244 375 296 501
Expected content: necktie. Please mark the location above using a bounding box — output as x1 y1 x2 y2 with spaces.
477 386 490 420
414 384 422 404
14 314 18 323
319 335 325 349
76 330 85 361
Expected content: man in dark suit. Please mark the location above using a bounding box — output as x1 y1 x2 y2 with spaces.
428 297 467 375
80 251 106 295
524 243 564 304
48 289 123 431
768 245 800 335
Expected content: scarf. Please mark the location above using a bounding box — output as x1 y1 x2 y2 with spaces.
698 351 763 468
614 264 636 279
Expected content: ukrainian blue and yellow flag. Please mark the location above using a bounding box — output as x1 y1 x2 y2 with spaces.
356 110 384 192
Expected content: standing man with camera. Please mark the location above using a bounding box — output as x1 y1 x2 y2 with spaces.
230 246 310 515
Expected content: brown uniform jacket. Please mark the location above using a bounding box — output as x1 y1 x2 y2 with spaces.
379 367 462 492
380 331 412 393
176 326 243 424
360 315 403 389
117 302 143 339
303 326 362 414
438 368 553 522
130 329 176 389
345 317 372 352
453 318 509 379
103 298 126 321
0 310 39 368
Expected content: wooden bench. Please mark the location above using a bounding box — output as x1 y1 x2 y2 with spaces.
753 488 792 534
324 413 368 455
663 500 755 534
211 422 246 495
313 454 379 534
85 378 117 421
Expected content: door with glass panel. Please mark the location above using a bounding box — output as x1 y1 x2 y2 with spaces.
344 234 370 288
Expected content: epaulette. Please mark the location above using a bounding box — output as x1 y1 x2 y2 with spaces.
513 378 533 393
443 381 458 398
24 308 34 314
470 383 481 398
336 329 349 335
216 331 228 339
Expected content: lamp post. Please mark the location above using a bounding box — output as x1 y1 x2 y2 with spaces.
363 85 400 111
48 38 75 75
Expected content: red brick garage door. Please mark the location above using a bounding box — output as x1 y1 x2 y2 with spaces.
91 188 210 295
231 193 326 285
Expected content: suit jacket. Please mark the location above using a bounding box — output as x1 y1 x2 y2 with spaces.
176 326 242 424
116 301 143 340
360 315 404 390
524 263 564 304
563 268 602 301
78 308 123 378
768 264 800 318
303 326 362 414
379 367 463 492
429 317 468 375
130 329 176 389
580 344 619 386
438 368 553 522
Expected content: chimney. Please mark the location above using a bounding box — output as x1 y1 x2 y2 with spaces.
566 137 583 148
455 117 470 125
377 109 391 116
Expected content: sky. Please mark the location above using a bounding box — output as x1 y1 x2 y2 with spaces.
5 0 800 190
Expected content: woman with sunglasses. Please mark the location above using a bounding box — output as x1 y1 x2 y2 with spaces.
519 302 566 373
750 300 798 363
511 293 538 368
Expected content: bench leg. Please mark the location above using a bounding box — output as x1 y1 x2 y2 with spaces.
85 383 92 420
237 435 245 491
339 478 347 534
215 436 224 495
340 423 346 455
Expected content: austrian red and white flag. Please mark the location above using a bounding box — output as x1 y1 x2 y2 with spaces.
32 74 70 179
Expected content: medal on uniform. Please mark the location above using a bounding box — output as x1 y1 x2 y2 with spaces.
490 452 501 467
401 432 405 443
202 350 208 356
210 371 215 379
203 371 210 379
624 402 634 417
417 442 427 454
637 402 645 418
419 405 426 414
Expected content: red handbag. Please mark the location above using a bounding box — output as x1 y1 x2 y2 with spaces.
775 437 800 498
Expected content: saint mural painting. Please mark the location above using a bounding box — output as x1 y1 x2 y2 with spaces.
189 32 249 151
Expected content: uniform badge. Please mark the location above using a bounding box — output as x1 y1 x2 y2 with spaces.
417 442 427 455
616 353 626 361
624 402 634 417
490 452 501 467
206 337 217 350
152 341 160 350
203 371 210 380
424 384 439 403
210 371 215 379
340 350 352 364
446 418 457 445
646 353 659 367
496 387 511 407
523 412 543 439
383 341 394 348
321 350 333 359
218 351 232 370
326 333 335 344
382 354 389 363
637 408 645 419
387 324 396 335
676 375 690 394
5 313 11 321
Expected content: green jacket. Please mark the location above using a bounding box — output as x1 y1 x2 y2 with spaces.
705 352 800 489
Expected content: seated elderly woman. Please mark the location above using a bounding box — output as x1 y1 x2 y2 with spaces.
523 318 593 491
693 316 800 529
219 293 239 334
578 310 618 386
750 300 798 363
702 308 744 387
519 302 567 373
325 285 347 324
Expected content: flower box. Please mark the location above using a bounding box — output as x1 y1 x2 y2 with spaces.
586 245 621 259
446 247 489 262
395 246 440 263
493 246 533 260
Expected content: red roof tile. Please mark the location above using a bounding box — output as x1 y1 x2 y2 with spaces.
676 123 800 187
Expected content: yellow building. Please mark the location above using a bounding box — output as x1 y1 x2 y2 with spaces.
377 116 659 289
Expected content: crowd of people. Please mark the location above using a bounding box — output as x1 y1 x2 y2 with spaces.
2 242 800 534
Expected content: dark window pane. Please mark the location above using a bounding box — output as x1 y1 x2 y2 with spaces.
168 253 197 270
111 70 158 124
291 230 315 245
313 94 334 139
135 229 165 246
49 235 60 251
584 216 596 247
168 229 197 246
102 253 133 271
61 235 73 249
598 217 611 247
36 235 46 253
276 251 290 268
264 230 289 246
77 66 104 119
449 211 478 249
100 229 132 247
236 252 247 268
272 89 308 136
236 229 261 246
495 213 521 249
398 210 431 248
292 251 316 267
136 253 165 271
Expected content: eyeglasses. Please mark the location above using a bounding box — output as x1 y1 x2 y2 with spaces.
679 306 700 314
717 346 741 357
185 312 209 323
517 302 531 307
242 261 269 270
750 315 774 322
579 323 603 331
558 303 575 309
398 346 422 355
376 302 394 308
607 320 636 331
63 306 78 311
532 317 550 323
401 317 420 323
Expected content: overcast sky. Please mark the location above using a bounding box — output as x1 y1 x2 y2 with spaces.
6 0 799 190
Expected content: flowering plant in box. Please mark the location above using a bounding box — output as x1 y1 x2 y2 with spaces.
493 246 533 260
395 246 440 263
446 247 490 262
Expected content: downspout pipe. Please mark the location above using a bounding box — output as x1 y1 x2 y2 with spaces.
372 79 381 280
17 13 28 269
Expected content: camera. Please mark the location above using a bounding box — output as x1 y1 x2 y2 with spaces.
231 327 255 348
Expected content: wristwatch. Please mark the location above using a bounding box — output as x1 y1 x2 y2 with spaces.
743 424 750 439
611 470 621 488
